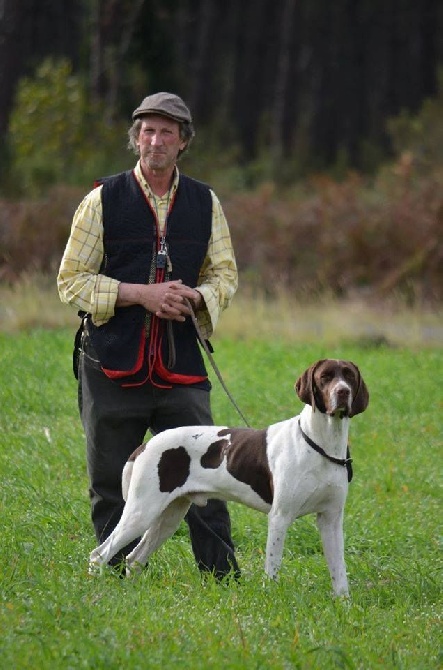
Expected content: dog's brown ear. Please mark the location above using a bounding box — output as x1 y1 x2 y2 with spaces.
349 363 370 417
295 360 326 409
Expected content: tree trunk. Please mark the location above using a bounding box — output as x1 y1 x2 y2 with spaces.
271 0 297 166
0 0 30 147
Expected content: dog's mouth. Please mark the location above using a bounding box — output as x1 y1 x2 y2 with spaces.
327 400 351 418
328 408 349 418
327 386 352 418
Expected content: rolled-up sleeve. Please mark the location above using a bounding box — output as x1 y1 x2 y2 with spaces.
57 187 120 325
196 190 238 339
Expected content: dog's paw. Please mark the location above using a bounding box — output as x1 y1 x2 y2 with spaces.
125 561 144 578
333 591 351 604
88 560 103 576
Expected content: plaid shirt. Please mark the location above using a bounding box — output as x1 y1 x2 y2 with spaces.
57 162 237 339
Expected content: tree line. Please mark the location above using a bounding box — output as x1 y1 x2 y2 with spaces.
1 0 442 182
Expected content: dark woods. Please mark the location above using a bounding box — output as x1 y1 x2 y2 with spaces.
1 0 441 172
0 0 442 302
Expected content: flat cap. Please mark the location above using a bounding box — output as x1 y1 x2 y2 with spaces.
132 92 192 123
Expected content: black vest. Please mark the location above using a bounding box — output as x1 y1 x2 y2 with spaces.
87 170 212 388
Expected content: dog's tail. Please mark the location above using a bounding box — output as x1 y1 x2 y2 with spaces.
122 461 134 502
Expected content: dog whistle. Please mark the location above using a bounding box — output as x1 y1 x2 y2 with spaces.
156 250 167 269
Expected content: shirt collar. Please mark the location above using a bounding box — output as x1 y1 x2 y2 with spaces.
134 160 179 199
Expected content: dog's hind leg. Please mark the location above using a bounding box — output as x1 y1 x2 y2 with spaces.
89 507 157 573
126 498 191 575
316 509 349 597
265 511 291 579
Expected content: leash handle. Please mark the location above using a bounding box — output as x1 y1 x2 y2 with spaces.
185 299 251 427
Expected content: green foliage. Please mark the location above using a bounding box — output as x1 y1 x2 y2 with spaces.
8 59 131 195
0 332 441 668
386 83 443 174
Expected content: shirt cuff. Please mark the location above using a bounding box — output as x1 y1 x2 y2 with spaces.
195 285 219 339
90 276 120 326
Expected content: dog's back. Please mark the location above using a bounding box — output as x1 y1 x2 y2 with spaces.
123 424 273 513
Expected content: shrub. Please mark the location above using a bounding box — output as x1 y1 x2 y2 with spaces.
0 184 83 280
8 58 131 195
224 163 442 303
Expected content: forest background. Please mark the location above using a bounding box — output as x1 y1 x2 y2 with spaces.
0 0 442 327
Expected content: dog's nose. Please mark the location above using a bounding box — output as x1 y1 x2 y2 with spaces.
336 386 350 402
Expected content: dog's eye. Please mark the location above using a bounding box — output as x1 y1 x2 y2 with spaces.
320 372 333 382
342 367 355 381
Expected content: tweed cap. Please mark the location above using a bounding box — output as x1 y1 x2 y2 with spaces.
132 92 192 123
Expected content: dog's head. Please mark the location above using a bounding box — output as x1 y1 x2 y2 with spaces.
295 359 369 417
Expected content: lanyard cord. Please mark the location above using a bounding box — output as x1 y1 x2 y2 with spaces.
146 189 176 386
151 189 172 261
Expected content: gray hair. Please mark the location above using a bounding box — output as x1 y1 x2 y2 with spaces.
127 118 195 158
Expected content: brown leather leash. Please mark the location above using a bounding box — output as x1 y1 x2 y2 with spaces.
185 299 251 427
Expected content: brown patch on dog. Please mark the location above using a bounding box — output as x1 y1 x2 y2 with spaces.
128 443 147 462
158 446 191 493
217 428 274 504
200 439 229 469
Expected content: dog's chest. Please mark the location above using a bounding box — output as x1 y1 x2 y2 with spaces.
265 419 348 515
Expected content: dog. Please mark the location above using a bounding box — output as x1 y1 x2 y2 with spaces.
89 359 369 596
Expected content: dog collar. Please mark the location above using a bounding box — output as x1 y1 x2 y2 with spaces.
298 419 353 482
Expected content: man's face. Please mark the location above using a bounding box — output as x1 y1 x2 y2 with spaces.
136 115 187 172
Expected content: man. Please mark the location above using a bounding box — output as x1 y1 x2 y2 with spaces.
57 91 240 578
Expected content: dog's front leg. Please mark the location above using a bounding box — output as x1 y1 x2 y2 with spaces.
316 509 349 597
265 511 291 579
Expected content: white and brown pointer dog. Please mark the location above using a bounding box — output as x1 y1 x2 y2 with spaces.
89 359 369 596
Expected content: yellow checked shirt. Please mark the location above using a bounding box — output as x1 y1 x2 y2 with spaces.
57 162 238 340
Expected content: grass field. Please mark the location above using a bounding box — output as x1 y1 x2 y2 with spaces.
0 329 441 669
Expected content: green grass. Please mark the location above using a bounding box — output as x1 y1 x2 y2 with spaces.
0 330 441 669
